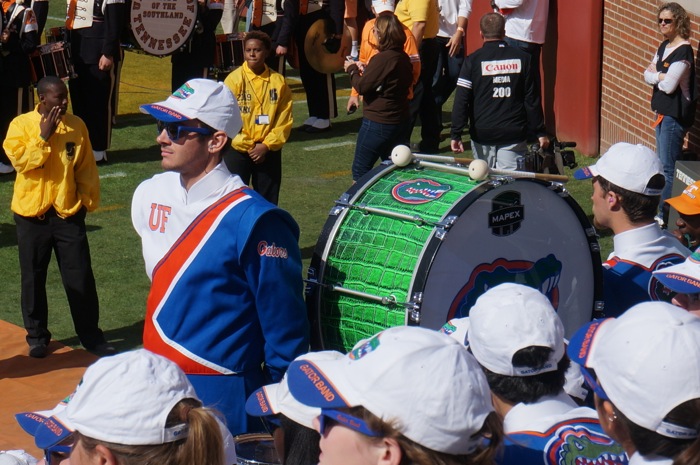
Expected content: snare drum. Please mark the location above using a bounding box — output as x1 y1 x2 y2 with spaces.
234 433 281 465
29 42 77 83
307 163 603 352
45 26 68 43
214 33 246 72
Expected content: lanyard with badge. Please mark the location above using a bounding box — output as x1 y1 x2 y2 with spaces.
243 70 270 126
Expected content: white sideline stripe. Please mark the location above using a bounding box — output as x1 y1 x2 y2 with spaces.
304 141 354 151
100 171 127 179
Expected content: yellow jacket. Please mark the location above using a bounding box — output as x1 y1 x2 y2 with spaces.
224 63 293 153
3 106 100 218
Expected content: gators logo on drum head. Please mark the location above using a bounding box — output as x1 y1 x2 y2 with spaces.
391 179 451 204
447 255 563 320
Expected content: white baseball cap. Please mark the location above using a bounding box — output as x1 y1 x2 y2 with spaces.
22 349 200 449
439 317 470 346
441 317 587 400
468 283 565 377
573 142 664 196
653 250 700 294
568 301 700 439
285 326 494 455
140 79 243 138
371 0 395 14
246 351 344 429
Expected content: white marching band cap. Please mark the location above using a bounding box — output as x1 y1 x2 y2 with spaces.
568 301 700 439
140 79 243 138
285 326 494 455
246 351 344 429
573 142 663 196
16 349 200 449
468 283 565 377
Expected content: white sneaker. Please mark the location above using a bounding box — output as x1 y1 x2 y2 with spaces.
93 150 107 162
310 119 330 129
0 162 15 174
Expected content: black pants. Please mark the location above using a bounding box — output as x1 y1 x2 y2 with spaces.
70 61 116 152
15 208 104 348
294 10 337 120
404 38 441 152
224 149 282 205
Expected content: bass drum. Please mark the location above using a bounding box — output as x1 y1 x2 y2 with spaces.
125 0 198 55
306 162 603 352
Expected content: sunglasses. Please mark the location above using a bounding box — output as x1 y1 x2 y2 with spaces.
45 443 71 465
157 120 214 141
319 409 379 437
579 366 609 401
658 18 673 25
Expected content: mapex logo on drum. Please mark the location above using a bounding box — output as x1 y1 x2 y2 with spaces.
489 190 524 236
391 179 451 204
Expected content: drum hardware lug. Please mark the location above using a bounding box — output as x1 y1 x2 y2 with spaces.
434 215 458 239
329 205 346 216
407 293 423 324
592 301 606 319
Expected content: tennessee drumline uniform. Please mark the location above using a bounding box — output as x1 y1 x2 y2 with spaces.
131 164 309 435
451 39 545 169
601 223 688 317
281 0 344 128
0 0 38 172
66 0 125 159
248 0 293 73
171 0 223 91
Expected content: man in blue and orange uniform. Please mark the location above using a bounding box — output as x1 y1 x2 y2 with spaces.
574 142 690 317
132 79 309 436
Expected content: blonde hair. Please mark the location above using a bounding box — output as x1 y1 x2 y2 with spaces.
349 406 503 465
75 399 225 465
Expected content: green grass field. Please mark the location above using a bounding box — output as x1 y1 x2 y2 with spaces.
0 15 609 350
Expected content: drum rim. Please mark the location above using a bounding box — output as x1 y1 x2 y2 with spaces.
308 167 604 351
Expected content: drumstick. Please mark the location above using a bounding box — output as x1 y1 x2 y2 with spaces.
390 146 570 183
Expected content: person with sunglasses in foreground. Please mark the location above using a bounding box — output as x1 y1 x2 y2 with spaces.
132 79 310 437
285 326 504 465
568 301 700 465
653 250 700 317
15 349 237 465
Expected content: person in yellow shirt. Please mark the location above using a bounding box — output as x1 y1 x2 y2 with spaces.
394 0 441 153
224 31 293 205
345 0 421 114
2 76 113 359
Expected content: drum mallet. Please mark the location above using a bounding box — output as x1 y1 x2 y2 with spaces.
390 145 569 183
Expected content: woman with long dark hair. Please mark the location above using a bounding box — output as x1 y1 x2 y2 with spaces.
344 14 413 181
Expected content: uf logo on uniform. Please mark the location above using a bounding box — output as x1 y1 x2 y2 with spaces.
149 203 172 233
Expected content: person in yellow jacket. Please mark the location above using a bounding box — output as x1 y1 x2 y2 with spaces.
2 76 114 359
223 31 293 205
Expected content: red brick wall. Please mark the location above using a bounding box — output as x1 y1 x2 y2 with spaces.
600 0 699 155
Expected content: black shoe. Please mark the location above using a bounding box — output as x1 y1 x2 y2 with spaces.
305 124 332 134
29 344 48 358
87 342 117 357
